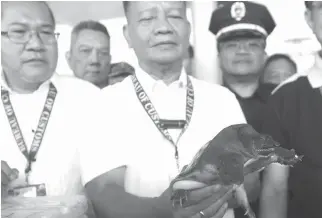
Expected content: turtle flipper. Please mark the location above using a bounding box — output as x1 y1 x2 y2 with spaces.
235 184 256 218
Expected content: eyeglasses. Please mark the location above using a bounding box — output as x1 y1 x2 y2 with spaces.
220 40 265 52
1 27 60 44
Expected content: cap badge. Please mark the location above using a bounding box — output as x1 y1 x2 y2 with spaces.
231 2 246 21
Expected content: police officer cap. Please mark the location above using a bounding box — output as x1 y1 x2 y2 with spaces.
209 1 276 41
304 1 313 9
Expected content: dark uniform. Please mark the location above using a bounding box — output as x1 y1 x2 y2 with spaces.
224 82 276 131
209 1 276 132
209 2 276 217
261 51 322 218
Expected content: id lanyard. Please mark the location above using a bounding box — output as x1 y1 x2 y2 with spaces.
131 74 194 170
1 83 57 183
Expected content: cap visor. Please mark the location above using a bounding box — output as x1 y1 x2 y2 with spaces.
218 30 265 42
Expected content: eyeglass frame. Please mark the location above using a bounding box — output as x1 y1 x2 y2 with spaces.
1 28 60 45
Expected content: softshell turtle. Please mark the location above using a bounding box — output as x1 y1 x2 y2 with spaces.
171 124 302 218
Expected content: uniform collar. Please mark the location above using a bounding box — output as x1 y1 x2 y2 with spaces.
134 66 188 94
1 69 54 95
223 81 270 101
307 51 322 89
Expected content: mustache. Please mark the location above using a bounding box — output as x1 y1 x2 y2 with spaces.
88 63 101 67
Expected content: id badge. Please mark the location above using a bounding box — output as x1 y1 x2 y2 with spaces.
8 184 46 197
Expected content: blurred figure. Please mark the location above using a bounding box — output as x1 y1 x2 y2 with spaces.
65 20 111 88
261 53 297 85
66 20 135 89
260 1 322 218
183 44 194 76
209 1 276 132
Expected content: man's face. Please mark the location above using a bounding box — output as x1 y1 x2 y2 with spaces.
123 1 191 65
218 37 266 76
263 58 296 85
1 1 58 84
305 2 322 45
67 29 111 85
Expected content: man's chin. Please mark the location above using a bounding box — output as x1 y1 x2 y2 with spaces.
151 56 182 65
228 69 260 77
21 70 54 84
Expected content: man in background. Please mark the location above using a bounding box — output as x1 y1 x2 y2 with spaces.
261 53 297 86
66 20 134 89
209 2 276 218
209 1 276 133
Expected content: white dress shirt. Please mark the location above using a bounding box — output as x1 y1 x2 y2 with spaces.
81 67 247 200
1 73 104 196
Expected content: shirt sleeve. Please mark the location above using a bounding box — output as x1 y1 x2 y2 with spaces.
226 92 248 125
77 89 127 186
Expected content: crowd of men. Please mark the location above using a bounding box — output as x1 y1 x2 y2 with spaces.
1 1 321 218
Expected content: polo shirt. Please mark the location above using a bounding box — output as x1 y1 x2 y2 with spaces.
81 67 247 199
1 73 104 196
224 82 275 132
223 82 275 218
261 52 322 218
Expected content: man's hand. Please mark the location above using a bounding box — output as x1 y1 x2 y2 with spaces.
172 185 234 218
1 160 19 198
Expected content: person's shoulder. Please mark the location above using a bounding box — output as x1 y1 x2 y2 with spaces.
110 62 135 76
102 76 130 91
101 76 132 99
191 76 236 100
267 76 311 113
52 74 101 94
272 66 311 94
271 76 309 98
51 74 103 109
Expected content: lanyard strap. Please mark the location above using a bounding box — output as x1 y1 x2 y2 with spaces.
131 74 194 169
1 83 57 180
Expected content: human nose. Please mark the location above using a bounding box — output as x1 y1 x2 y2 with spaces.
89 50 99 63
25 31 46 51
154 15 174 35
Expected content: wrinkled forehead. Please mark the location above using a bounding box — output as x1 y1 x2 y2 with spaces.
2 1 54 29
74 29 110 48
266 58 294 69
129 1 186 15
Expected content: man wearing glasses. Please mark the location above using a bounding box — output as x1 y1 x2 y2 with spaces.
209 1 276 133
1 1 104 198
209 2 276 218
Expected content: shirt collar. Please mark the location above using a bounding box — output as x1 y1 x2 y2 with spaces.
223 81 269 101
307 51 322 89
134 66 188 94
1 69 54 94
